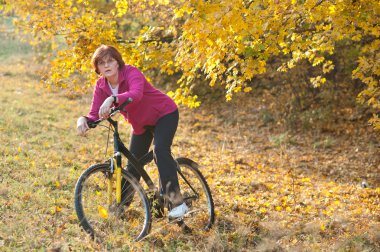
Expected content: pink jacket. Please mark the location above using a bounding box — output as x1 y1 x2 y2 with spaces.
86 65 177 135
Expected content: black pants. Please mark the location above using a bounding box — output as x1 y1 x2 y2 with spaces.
122 109 182 206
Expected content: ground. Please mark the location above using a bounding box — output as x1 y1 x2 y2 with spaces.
0 54 379 251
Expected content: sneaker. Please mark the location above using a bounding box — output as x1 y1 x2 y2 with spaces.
168 202 189 219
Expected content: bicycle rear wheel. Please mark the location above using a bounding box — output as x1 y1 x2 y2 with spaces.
74 163 151 243
176 158 215 231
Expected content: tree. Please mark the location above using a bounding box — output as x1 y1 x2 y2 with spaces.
2 0 379 126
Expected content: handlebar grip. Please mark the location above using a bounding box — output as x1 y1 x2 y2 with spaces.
88 120 101 128
87 97 133 128
119 97 134 111
111 97 133 114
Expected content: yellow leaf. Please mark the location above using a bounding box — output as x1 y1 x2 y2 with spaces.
312 57 325 67
98 206 109 219
226 93 232 101
300 177 311 183
352 34 362 41
206 39 214 46
244 87 252 93
248 197 256 202
279 42 287 48
329 5 336 14
320 223 325 231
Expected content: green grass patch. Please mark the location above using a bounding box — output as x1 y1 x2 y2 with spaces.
0 15 32 60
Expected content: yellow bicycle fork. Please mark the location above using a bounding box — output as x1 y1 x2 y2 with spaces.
107 155 122 206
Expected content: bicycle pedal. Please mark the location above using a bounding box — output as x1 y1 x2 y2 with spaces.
182 224 192 234
169 218 192 234
168 216 183 222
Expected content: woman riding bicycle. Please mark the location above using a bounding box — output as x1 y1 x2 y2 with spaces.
76 44 188 219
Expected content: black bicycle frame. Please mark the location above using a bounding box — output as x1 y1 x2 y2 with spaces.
108 117 156 191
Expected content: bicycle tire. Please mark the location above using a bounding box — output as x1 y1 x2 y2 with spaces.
74 163 151 242
176 157 215 231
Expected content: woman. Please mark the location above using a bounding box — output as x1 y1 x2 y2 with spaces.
76 44 188 219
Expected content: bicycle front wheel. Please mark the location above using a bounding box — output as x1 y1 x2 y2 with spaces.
176 158 215 231
74 163 151 243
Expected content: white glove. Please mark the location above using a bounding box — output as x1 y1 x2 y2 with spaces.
99 96 115 119
76 116 89 136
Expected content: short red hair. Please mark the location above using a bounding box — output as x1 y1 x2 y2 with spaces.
91 45 125 74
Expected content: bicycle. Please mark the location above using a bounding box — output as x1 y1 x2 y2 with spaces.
74 98 215 242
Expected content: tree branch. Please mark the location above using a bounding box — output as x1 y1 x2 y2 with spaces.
116 36 175 44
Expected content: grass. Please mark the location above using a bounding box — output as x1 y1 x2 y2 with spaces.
0 41 379 251
0 57 91 250
0 16 32 60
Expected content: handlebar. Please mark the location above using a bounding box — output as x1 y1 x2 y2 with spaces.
88 97 133 128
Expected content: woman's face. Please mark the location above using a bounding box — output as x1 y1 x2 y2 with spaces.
97 55 119 79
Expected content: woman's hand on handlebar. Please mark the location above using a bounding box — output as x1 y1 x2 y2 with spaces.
77 116 89 136
99 96 115 119
77 97 131 134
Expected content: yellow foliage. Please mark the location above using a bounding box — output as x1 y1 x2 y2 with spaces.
5 0 380 127
320 223 325 231
98 206 109 219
